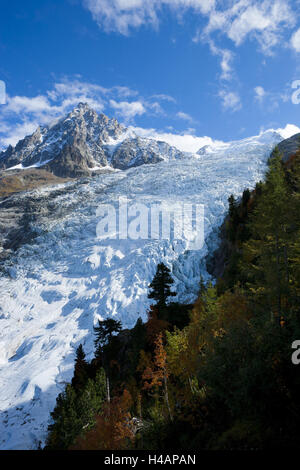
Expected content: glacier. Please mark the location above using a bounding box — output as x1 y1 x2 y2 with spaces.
0 128 286 449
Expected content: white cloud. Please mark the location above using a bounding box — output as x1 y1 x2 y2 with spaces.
6 95 55 114
132 122 300 155
151 93 176 103
130 125 224 153
206 40 234 80
0 121 40 148
83 0 215 35
47 78 107 112
203 0 295 55
218 90 241 112
84 0 295 56
228 1 294 53
176 111 194 122
291 28 300 52
146 101 163 114
109 99 146 120
254 86 266 102
253 84 294 109
82 0 297 86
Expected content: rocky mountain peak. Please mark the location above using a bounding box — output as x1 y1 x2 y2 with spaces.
0 103 185 178
66 102 99 122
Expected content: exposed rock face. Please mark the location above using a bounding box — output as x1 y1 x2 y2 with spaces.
42 145 96 178
0 103 184 177
111 137 182 170
0 168 69 198
271 133 300 161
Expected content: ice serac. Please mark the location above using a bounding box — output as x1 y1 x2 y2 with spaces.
0 103 184 177
0 115 292 449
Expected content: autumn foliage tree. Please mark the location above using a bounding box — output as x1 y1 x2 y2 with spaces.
142 333 173 422
146 305 169 346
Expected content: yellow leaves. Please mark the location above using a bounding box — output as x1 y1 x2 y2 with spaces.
166 327 190 379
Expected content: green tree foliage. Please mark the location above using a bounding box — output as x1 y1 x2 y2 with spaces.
45 368 106 450
71 344 89 392
148 263 176 309
94 318 122 353
242 147 297 320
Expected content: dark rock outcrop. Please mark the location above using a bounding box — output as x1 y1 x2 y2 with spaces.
272 133 300 161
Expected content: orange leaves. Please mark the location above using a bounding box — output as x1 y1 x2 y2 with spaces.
142 333 167 392
146 305 169 345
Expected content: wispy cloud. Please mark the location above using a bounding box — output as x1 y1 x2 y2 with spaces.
196 0 296 56
218 89 241 112
176 111 194 123
83 0 297 55
109 99 146 120
151 93 177 103
291 28 300 52
209 41 234 81
83 0 215 35
253 83 293 110
82 0 298 112
130 125 224 153
254 86 266 103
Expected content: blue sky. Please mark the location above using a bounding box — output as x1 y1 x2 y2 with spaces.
0 0 300 151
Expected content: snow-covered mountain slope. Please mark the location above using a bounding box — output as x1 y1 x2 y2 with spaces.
0 124 287 449
0 103 184 177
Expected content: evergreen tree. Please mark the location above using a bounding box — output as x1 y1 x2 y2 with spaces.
94 318 122 354
45 368 107 450
76 370 107 432
228 194 237 218
45 384 82 449
148 263 176 308
129 317 147 373
72 344 89 392
93 318 122 403
227 194 240 242
242 188 251 208
242 147 291 319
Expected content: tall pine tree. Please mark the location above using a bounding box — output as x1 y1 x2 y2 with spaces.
148 263 176 308
72 344 89 392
